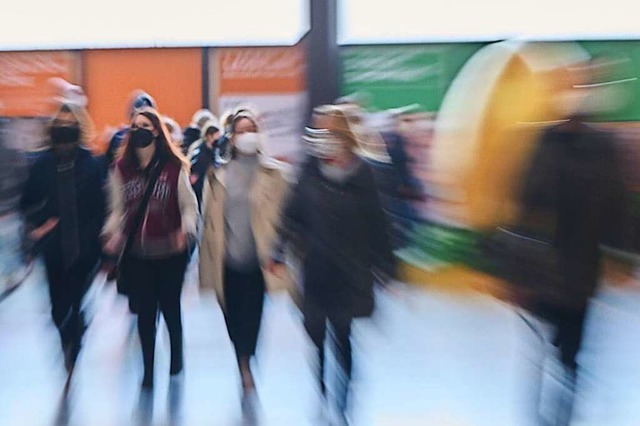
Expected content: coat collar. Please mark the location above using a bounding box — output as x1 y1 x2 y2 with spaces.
212 153 291 188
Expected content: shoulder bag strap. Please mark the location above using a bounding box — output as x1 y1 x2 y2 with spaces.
121 160 164 257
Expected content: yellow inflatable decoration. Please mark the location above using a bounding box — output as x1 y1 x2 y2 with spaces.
400 41 590 293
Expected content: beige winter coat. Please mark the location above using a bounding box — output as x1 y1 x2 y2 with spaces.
198 156 294 310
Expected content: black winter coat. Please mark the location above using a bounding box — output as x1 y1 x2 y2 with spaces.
20 147 106 268
277 157 394 318
521 121 628 310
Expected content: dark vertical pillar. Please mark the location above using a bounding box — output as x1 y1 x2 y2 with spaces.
201 47 210 109
306 0 339 122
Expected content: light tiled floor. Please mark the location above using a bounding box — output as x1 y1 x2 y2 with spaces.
2 259 640 425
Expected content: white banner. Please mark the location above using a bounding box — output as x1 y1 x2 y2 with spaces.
219 93 307 161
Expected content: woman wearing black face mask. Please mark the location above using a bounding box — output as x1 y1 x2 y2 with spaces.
20 102 106 373
103 107 198 388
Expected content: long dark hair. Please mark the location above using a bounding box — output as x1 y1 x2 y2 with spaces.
119 107 189 169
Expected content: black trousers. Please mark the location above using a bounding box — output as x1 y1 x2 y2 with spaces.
223 263 265 359
44 256 97 351
127 251 188 377
304 300 353 414
553 308 587 373
532 304 588 426
536 303 588 372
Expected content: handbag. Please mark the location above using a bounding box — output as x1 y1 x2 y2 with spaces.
115 160 164 305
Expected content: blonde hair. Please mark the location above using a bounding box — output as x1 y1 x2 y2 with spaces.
312 104 359 150
49 102 96 147
163 115 182 145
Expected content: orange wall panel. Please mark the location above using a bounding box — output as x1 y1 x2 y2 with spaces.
217 46 306 95
83 48 202 151
0 51 80 117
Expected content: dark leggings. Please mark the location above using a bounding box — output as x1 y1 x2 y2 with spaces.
304 302 353 413
533 304 588 426
223 264 266 359
45 257 97 351
541 305 588 373
127 252 189 377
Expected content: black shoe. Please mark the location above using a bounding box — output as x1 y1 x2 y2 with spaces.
128 297 139 315
63 348 74 374
170 359 183 376
63 341 81 374
170 347 183 376
142 373 154 389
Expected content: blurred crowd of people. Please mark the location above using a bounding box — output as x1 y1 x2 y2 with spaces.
0 51 639 426
0 82 398 426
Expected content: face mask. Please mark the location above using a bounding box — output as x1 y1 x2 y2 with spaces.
51 125 80 145
302 127 344 159
234 132 260 155
130 128 155 148
319 161 353 183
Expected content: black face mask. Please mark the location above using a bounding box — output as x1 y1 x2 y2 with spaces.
51 125 80 145
130 128 155 148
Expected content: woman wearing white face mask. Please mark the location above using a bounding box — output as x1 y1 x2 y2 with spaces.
268 104 395 424
199 108 293 396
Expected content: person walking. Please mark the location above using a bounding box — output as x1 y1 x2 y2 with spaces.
20 102 106 372
103 107 198 388
269 104 395 425
199 108 292 396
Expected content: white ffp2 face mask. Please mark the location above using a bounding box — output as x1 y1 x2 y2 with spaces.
234 132 260 155
302 127 346 159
